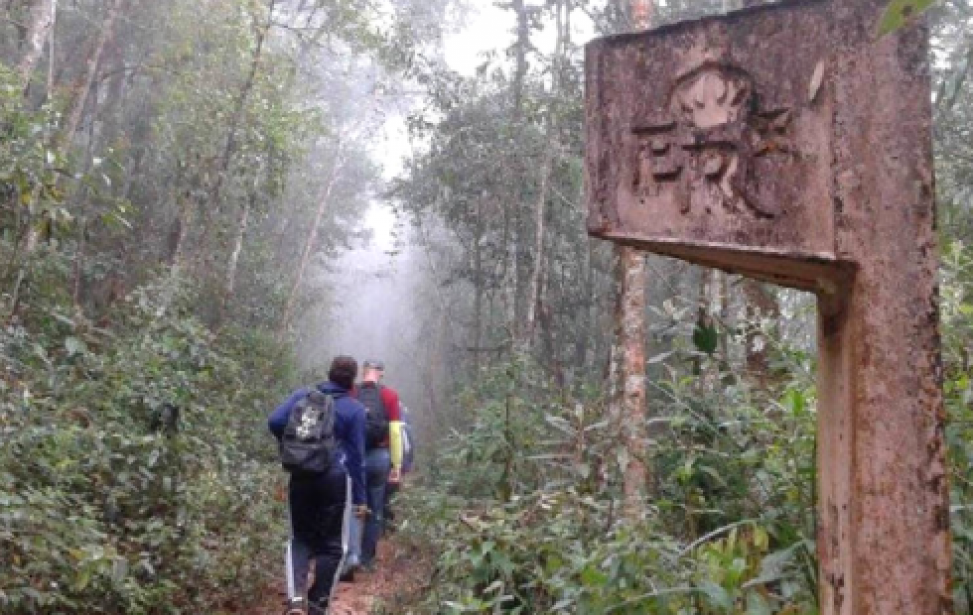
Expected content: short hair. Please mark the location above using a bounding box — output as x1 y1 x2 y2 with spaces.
328 355 357 389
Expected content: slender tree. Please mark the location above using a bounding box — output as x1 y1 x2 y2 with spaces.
742 279 780 382
509 0 530 119
279 137 347 333
59 0 125 147
219 190 254 322
207 0 277 214
15 0 54 91
522 0 567 349
616 0 653 521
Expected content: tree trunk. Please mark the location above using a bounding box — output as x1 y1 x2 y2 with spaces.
99 37 128 155
472 227 483 371
510 0 530 118
279 139 347 333
523 144 554 347
206 0 276 213
59 0 125 149
607 247 623 392
522 0 566 350
16 0 56 248
501 199 518 340
616 0 653 522
219 191 253 324
575 238 595 375
45 0 56 99
618 245 648 519
742 279 780 384
504 0 530 341
171 195 195 274
16 0 55 91
70 78 100 308
693 266 711 378
71 218 87 306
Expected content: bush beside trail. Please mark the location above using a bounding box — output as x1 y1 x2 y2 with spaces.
0 259 292 614
392 345 973 613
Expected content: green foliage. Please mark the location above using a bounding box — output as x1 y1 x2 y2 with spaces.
940 239 973 610
0 0 410 606
0 66 65 238
878 0 939 35
401 354 818 614
0 254 293 613
692 323 719 355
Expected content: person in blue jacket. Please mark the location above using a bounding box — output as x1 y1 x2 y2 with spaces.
268 355 367 615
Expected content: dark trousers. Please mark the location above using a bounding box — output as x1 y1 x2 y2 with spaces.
362 447 390 565
287 467 350 613
384 482 399 528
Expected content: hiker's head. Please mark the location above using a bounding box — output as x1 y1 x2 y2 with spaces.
328 355 358 389
361 359 385 384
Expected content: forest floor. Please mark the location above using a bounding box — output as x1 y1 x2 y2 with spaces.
249 536 431 615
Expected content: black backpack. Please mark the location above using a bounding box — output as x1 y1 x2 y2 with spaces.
357 383 389 450
279 388 338 474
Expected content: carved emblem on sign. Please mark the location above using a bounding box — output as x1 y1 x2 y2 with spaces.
633 64 794 218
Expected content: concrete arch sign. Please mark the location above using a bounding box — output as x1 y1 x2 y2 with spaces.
585 1 953 613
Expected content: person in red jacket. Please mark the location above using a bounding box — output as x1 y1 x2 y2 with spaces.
350 360 403 571
383 404 414 531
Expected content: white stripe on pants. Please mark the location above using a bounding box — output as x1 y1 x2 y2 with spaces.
326 475 353 608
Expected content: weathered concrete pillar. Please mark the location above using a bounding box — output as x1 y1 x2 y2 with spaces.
584 0 952 612
818 7 952 610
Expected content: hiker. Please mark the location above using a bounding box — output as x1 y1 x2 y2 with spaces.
268 355 367 615
353 359 403 569
383 404 414 530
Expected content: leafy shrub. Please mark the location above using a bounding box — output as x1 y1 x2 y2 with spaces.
399 356 819 614
0 266 292 614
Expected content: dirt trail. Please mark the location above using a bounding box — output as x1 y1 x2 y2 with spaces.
250 538 430 615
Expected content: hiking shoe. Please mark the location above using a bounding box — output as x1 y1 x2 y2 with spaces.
284 597 306 615
307 601 329 615
339 565 356 583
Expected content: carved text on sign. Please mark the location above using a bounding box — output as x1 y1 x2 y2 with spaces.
633 64 794 219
